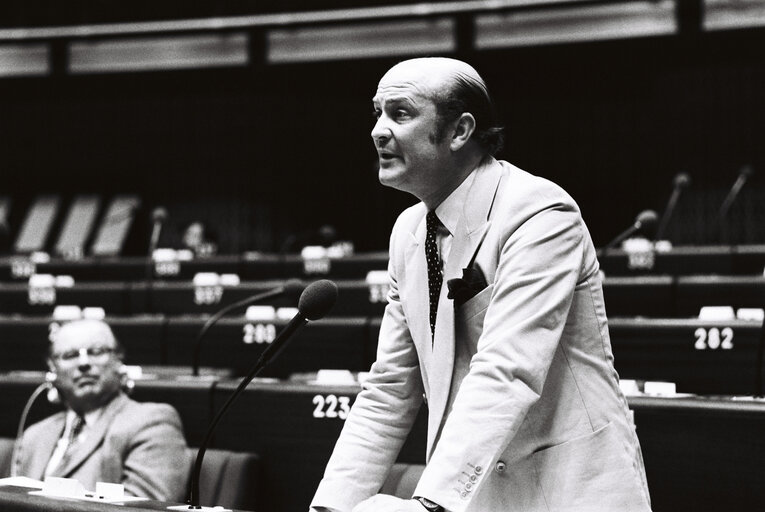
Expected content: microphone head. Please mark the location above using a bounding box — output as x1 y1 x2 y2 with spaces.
151 207 168 223
282 279 306 303
673 172 691 188
298 279 338 321
634 209 659 232
739 165 754 178
318 224 338 246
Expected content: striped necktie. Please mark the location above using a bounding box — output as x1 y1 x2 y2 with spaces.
54 414 85 473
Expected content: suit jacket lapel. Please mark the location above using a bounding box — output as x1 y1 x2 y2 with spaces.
426 158 503 458
55 393 128 478
25 414 65 479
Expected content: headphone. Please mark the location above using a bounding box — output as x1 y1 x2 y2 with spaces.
43 364 134 405
45 371 60 404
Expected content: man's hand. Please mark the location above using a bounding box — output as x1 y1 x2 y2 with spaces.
352 495 425 512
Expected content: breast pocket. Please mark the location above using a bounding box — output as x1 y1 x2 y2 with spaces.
458 284 493 320
455 284 493 351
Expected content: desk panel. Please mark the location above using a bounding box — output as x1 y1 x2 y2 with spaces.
0 315 165 371
0 282 132 315
279 253 388 280
632 396 765 512
1 375 765 512
676 275 765 317
609 318 763 395
165 317 372 377
601 275 675 317
133 280 386 317
598 246 734 276
210 381 426 512
136 281 300 315
0 252 389 283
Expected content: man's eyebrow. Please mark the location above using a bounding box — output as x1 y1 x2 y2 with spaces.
372 96 417 108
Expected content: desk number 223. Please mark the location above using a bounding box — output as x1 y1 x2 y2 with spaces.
312 394 351 419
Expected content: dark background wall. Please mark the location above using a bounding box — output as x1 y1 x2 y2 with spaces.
0 28 763 253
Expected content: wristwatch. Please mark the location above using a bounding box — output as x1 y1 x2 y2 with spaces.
414 496 444 512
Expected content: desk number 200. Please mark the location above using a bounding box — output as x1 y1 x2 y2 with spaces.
694 327 734 350
312 394 351 420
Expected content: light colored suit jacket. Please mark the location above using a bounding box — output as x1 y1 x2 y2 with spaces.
17 393 190 502
312 158 651 512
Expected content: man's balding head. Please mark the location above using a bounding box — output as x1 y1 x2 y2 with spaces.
380 58 503 156
48 319 125 415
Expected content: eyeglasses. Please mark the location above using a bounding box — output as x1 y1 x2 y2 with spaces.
52 346 117 364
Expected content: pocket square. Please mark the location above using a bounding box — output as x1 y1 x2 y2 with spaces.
447 266 488 307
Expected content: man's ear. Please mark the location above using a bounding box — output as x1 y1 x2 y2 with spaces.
449 113 477 151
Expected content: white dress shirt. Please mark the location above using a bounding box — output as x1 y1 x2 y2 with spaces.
45 408 103 476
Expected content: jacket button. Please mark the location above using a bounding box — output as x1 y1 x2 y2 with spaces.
469 475 477 482
495 461 506 474
474 465 483 474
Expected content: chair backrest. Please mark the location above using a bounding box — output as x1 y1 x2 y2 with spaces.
55 195 101 258
189 447 261 511
90 195 140 256
0 437 15 477
14 195 60 254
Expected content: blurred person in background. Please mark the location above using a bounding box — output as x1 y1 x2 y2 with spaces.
15 319 189 501
182 221 218 257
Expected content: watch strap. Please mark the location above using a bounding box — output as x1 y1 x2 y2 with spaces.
413 496 444 512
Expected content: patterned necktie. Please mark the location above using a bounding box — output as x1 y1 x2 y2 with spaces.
425 210 443 339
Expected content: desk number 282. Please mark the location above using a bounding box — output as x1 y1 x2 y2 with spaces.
312 394 351 419
694 327 734 350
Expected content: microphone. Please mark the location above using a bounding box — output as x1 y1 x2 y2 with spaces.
191 279 305 377
719 165 753 219
655 172 690 241
144 207 169 312
718 165 753 244
148 207 168 256
11 379 56 477
605 210 659 250
187 279 338 508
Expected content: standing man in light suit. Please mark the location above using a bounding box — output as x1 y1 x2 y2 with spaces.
310 57 651 512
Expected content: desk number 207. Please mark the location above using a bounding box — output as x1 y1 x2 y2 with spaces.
312 394 351 420
694 327 734 350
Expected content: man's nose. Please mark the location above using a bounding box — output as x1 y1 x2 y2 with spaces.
371 117 391 144
77 348 92 366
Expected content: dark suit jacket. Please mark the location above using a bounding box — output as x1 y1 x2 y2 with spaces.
17 393 190 501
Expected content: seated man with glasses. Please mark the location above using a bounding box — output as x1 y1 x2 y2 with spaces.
15 319 190 501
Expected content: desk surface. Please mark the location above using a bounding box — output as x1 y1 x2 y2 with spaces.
1 245 763 281
0 485 256 512
3 373 765 512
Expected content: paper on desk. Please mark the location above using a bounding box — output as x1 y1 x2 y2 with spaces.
29 490 148 503
0 476 44 489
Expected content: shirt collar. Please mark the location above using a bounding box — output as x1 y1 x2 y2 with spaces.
66 407 104 429
434 170 476 237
